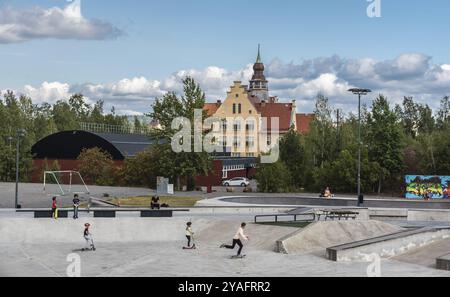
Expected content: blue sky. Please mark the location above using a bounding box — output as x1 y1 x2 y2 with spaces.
1 0 450 114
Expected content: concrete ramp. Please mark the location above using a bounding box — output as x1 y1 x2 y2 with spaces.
393 238 450 268
276 220 403 254
327 227 450 262
0 218 214 244
0 218 297 252
195 220 298 251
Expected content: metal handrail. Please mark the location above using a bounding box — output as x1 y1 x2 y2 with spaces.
254 213 316 224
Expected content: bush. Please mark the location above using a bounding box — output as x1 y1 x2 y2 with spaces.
255 161 292 193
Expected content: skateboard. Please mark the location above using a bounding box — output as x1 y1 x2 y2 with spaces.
231 255 246 259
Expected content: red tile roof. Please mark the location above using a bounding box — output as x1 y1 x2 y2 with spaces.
203 103 221 117
256 103 294 132
296 114 315 134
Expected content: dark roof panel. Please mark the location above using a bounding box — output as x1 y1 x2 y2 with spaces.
32 130 155 160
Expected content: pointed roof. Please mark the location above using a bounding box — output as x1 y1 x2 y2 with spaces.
256 44 262 63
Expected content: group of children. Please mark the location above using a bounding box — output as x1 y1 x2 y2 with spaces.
52 196 250 257
50 194 90 220
185 221 249 258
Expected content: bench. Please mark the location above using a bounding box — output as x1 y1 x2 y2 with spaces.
317 210 359 221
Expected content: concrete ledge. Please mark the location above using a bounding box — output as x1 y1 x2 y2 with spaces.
437 254 450 271
94 210 116 218
408 210 450 222
141 210 173 218
34 210 68 218
327 227 450 262
218 196 450 210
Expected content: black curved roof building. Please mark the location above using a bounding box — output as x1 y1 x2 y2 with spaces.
32 130 156 160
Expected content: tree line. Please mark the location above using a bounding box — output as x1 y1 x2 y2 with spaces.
256 95 450 195
2 79 449 196
0 91 132 182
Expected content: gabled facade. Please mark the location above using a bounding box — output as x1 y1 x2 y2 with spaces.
203 47 315 157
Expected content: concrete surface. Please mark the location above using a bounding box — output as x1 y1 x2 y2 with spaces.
2 216 450 277
276 221 403 255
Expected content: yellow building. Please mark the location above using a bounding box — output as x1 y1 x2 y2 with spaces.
204 47 314 157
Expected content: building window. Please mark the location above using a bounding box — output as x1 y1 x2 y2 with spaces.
246 137 255 149
235 94 239 98
238 104 242 114
246 120 255 131
233 136 241 148
267 135 271 146
222 119 227 132
232 104 236 114
221 136 227 147
222 169 228 179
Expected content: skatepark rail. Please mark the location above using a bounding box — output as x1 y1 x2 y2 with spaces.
254 213 315 224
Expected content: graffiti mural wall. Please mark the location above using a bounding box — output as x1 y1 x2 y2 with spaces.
405 175 450 199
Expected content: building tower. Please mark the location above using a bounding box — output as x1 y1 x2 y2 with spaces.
249 44 269 103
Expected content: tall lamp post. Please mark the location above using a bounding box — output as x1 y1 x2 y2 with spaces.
14 129 26 209
348 88 372 206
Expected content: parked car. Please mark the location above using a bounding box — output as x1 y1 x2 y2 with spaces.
222 177 250 187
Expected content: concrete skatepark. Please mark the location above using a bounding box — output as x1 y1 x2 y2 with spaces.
2 184 450 277
2 215 450 277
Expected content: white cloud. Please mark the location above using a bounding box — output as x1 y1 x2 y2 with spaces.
5 53 450 115
23 81 72 104
0 0 122 44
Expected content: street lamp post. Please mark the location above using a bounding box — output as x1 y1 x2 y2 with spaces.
348 88 372 206
14 129 26 209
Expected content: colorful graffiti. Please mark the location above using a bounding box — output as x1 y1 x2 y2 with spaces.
405 175 450 199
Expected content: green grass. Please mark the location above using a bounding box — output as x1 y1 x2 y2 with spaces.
109 196 201 207
255 221 312 228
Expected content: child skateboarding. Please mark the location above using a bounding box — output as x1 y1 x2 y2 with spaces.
183 222 196 250
220 223 249 258
83 223 96 252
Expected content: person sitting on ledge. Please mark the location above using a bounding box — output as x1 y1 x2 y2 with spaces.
151 196 161 210
321 187 333 199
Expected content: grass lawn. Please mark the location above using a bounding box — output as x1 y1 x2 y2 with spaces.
255 221 312 228
109 196 202 208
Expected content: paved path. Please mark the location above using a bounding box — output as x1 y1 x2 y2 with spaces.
0 183 203 208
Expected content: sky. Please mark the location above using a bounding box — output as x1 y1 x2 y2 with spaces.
1 0 450 115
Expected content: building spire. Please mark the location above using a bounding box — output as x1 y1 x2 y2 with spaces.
256 44 262 63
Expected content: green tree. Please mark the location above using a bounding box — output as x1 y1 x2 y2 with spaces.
52 100 79 131
148 77 212 190
77 148 115 186
366 95 405 193
279 128 305 189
